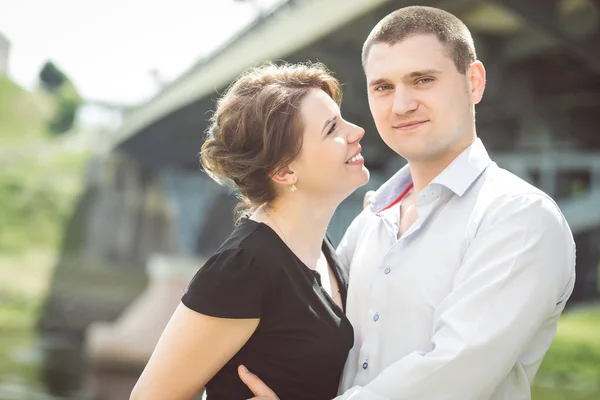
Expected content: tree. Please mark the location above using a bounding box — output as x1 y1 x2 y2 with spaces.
48 82 82 135
37 61 83 135
39 61 67 93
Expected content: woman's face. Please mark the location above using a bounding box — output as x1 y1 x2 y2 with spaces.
287 88 369 201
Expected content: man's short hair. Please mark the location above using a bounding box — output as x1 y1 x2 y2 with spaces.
362 6 477 74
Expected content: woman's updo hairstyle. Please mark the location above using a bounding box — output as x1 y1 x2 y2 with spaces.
200 62 342 218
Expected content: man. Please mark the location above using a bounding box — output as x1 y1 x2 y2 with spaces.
239 6 576 399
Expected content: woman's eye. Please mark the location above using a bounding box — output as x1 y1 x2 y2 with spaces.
327 122 337 135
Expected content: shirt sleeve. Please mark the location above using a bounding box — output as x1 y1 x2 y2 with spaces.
181 247 266 319
336 209 370 275
335 193 576 400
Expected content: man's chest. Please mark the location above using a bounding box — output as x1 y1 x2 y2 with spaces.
398 191 418 238
345 213 472 332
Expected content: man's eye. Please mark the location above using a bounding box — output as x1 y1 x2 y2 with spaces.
416 78 434 84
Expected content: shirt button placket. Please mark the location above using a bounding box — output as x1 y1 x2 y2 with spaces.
361 257 392 380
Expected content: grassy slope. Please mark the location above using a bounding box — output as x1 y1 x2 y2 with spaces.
532 305 600 398
0 76 91 396
0 76 53 146
0 76 89 255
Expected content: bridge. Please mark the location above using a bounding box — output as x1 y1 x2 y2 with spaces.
103 0 600 304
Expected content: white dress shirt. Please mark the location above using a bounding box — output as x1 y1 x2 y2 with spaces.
335 139 576 400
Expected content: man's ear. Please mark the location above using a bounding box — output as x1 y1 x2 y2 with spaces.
468 60 486 105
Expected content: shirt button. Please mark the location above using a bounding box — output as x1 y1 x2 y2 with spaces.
384 267 391 274
373 313 379 322
362 362 368 370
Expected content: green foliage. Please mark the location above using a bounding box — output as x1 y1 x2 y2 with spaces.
0 151 89 254
37 60 84 135
39 61 67 93
48 82 83 135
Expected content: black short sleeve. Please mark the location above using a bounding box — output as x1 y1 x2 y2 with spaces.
181 247 264 319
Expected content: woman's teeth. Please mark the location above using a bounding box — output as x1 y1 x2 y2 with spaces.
346 153 362 164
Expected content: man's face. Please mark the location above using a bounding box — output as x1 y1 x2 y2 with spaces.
364 34 485 165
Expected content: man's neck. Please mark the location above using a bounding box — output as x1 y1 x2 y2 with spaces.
255 193 338 269
409 137 476 193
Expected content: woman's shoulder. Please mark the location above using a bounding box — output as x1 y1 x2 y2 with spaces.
190 218 285 282
218 218 276 252
181 219 279 318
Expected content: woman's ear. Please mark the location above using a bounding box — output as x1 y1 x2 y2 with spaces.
270 166 296 186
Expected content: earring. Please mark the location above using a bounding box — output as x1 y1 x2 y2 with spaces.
290 184 297 192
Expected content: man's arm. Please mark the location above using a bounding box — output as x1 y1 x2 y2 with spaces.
335 194 576 400
336 202 372 274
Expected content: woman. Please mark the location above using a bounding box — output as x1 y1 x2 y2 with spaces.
130 62 369 399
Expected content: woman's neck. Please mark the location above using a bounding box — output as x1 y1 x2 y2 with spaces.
253 194 338 269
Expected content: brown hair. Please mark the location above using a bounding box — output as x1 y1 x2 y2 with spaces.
200 62 342 218
362 6 476 74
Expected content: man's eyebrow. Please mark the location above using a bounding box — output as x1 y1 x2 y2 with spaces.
368 78 390 87
368 69 443 87
321 115 337 134
405 69 442 78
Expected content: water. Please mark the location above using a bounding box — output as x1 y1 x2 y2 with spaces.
0 330 60 400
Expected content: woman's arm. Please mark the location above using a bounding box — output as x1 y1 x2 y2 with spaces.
130 302 259 400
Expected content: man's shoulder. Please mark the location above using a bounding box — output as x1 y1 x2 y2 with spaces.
346 206 379 232
479 163 555 203
476 164 567 225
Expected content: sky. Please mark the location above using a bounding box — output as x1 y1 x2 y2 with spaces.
0 0 286 105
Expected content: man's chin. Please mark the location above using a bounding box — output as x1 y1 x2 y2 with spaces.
393 147 442 164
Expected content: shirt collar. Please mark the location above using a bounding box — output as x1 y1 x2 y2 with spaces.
369 138 493 214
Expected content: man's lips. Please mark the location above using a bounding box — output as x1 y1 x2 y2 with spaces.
393 120 429 129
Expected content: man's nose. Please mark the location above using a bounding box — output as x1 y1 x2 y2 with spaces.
392 88 418 115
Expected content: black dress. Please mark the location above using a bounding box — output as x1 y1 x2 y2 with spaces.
181 218 354 400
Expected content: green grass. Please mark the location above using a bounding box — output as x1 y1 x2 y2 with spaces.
0 76 90 255
532 386 600 400
0 76 53 147
0 151 89 254
532 305 600 399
